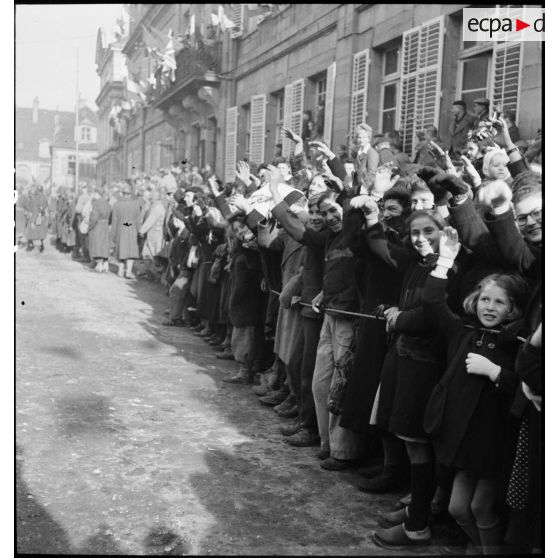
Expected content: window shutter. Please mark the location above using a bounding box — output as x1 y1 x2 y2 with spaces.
224 106 238 183
323 62 336 146
399 16 444 155
281 83 294 157
491 42 522 119
349 49 370 138
230 4 244 38
249 94 266 165
289 79 305 152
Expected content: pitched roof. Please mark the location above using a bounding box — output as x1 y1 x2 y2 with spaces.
16 105 98 160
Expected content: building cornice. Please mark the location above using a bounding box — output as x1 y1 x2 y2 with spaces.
95 81 125 108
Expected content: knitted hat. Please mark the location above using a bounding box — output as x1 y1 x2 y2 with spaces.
482 149 510 178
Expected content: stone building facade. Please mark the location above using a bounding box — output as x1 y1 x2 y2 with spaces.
99 4 542 183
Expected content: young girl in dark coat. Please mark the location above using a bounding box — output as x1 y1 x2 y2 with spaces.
423 226 528 554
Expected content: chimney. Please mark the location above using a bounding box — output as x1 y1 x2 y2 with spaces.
32 97 39 124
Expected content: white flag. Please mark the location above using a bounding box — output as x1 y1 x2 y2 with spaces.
218 5 236 30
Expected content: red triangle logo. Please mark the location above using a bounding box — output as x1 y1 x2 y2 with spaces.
516 18 530 31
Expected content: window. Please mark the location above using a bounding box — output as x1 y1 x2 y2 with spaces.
384 46 400 78
68 155 76 175
380 44 400 133
458 52 491 110
316 76 327 108
81 126 91 142
381 83 398 134
274 90 284 147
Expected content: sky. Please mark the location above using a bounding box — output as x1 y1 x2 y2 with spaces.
16 4 124 113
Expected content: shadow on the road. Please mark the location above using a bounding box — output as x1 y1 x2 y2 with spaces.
16 447 73 554
187 446 371 555
38 345 83 360
55 394 126 437
18 445 189 555
17 445 127 555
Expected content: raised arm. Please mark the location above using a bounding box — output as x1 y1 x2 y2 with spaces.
478 180 541 278
422 227 465 343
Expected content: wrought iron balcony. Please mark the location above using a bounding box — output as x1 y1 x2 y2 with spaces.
151 39 221 109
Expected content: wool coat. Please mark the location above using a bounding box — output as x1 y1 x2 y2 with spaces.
271 231 304 365
139 200 166 259
339 208 404 434
110 196 141 260
423 275 520 477
228 244 265 328
23 190 48 241
364 222 464 438
88 198 111 259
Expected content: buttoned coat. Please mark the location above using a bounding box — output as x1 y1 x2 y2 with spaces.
88 198 111 259
110 196 141 260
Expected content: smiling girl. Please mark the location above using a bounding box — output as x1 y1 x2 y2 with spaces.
351 200 465 548
422 227 528 554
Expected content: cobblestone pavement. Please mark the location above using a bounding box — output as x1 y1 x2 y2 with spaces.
16 241 462 555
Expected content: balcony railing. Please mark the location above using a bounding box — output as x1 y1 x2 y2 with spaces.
152 40 221 103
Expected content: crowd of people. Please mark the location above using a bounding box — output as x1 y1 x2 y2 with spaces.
17 97 542 554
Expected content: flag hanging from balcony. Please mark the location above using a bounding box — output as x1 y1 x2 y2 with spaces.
162 29 176 82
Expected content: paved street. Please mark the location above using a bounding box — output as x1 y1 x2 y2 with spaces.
16 241 458 556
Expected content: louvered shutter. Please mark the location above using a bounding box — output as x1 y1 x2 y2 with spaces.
349 49 370 138
491 42 522 118
249 94 266 164
289 79 305 150
281 83 294 157
231 4 244 38
399 16 444 155
323 62 336 146
224 106 238 183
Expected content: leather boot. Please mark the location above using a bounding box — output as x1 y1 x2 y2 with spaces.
280 421 301 437
258 386 289 406
223 364 253 385
215 347 234 360
286 428 320 447
274 393 296 414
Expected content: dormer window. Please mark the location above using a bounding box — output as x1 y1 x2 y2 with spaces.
81 126 91 142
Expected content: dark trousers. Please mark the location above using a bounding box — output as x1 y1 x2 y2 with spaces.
290 316 322 432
